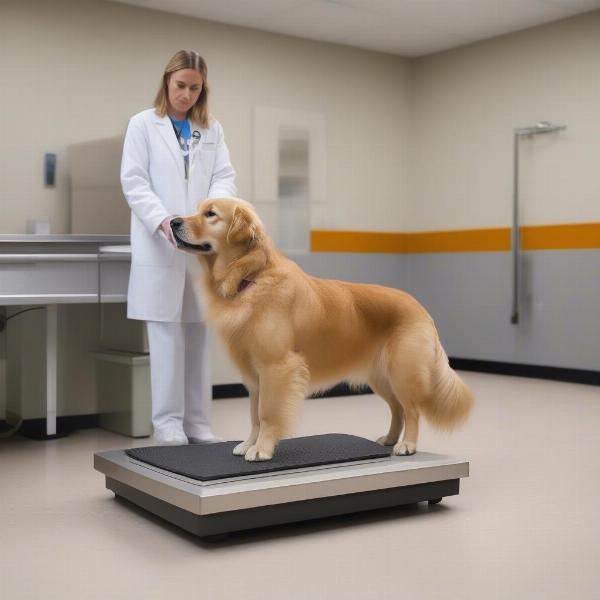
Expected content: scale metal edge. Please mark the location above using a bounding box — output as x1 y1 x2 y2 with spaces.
94 449 469 515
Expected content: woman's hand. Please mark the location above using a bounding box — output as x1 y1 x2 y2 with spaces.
159 217 178 247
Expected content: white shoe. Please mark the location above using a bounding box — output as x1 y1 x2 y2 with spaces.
152 427 189 446
187 432 225 445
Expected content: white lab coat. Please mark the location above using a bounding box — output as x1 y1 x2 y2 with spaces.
120 108 237 321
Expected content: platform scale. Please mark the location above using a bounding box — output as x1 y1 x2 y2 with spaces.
94 434 469 537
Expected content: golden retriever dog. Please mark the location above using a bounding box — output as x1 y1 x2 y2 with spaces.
171 198 474 462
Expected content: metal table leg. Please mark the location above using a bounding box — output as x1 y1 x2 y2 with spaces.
46 304 57 436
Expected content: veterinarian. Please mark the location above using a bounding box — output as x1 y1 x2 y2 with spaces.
120 50 236 445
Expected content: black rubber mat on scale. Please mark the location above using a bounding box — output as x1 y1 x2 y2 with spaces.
125 433 391 481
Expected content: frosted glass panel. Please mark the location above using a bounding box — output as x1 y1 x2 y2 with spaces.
277 128 310 253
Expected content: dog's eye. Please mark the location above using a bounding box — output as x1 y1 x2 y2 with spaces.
205 210 217 218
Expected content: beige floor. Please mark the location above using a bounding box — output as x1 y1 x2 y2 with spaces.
1 371 599 600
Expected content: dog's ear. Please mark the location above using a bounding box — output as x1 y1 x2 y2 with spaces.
226 205 260 247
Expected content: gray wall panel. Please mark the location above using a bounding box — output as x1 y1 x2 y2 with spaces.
406 252 512 362
291 252 406 288
406 250 600 371
522 250 599 371
289 250 598 372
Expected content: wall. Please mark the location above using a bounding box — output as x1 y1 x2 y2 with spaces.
1 2 598 421
0 0 412 420
409 11 600 230
0 0 411 234
404 11 600 369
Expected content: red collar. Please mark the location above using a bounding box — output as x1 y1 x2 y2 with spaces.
237 278 254 293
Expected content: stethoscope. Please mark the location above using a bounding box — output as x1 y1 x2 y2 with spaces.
171 122 202 179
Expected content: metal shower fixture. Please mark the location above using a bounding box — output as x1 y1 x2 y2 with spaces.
511 121 567 325
515 121 567 136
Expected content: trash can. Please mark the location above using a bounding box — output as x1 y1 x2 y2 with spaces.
95 350 151 437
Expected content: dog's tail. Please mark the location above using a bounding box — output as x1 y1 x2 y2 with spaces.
420 336 474 431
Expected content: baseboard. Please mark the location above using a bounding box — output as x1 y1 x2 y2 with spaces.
11 414 100 440
213 383 249 399
309 382 373 397
212 382 373 399
5 363 595 441
449 358 600 386
2 383 372 441
214 362 600 400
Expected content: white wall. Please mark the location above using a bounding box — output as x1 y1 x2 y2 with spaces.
0 0 412 420
1 1 597 236
409 10 600 232
1 1 599 421
0 0 411 235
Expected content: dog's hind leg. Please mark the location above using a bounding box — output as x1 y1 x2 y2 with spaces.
385 324 440 455
244 352 309 462
387 371 424 456
368 375 404 447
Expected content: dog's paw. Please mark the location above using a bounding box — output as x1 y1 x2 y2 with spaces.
376 435 397 446
244 445 273 462
233 440 254 456
393 441 416 456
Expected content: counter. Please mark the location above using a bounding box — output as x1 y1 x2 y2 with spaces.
1 235 132 436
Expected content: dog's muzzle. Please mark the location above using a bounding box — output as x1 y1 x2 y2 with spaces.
170 218 213 252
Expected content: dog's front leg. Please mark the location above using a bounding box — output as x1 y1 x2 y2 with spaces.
245 354 309 462
233 386 259 456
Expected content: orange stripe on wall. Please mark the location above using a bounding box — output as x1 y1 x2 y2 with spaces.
521 223 600 250
310 230 405 253
403 228 510 253
311 223 600 253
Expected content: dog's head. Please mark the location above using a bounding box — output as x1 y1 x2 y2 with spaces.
170 198 264 256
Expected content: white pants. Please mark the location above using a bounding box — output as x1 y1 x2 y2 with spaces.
145 321 213 438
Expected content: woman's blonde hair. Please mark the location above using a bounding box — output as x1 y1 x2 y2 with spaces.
154 50 211 128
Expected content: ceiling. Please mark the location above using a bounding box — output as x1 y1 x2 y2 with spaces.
109 0 600 57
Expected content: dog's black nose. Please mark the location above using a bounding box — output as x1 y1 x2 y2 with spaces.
170 217 183 229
